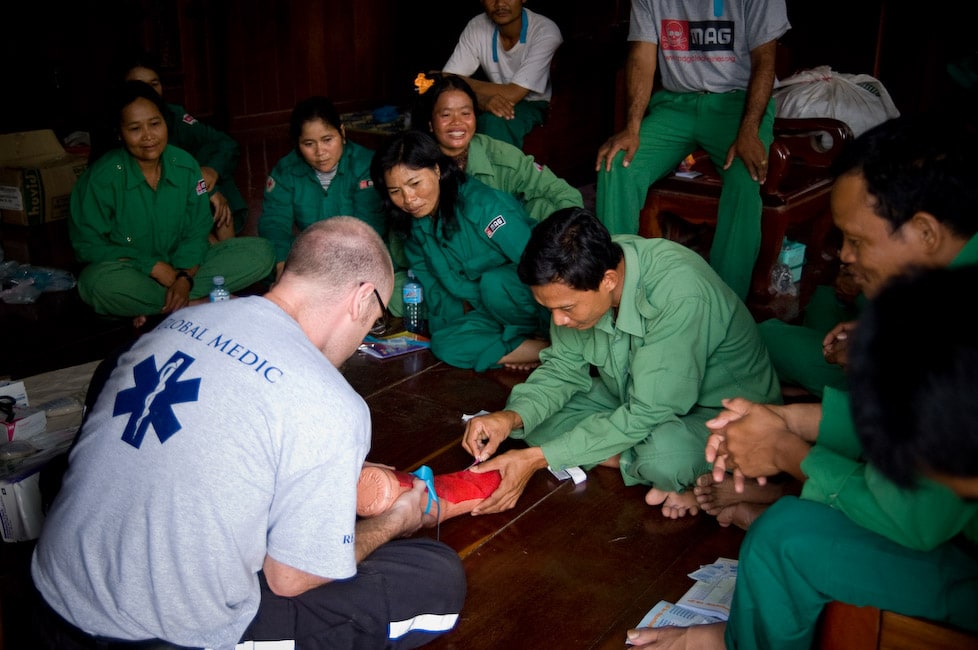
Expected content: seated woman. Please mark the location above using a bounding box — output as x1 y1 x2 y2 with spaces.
411 73 582 223
259 96 386 281
119 50 250 237
371 130 550 372
69 80 275 323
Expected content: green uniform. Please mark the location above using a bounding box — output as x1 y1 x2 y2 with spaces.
477 100 548 150
726 388 978 648
402 177 549 371
258 141 385 264
505 236 781 492
69 145 275 317
465 133 582 222
165 104 248 233
759 233 978 397
596 90 776 300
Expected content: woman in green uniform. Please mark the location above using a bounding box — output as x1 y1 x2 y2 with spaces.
411 74 582 223
120 51 249 237
371 130 550 371
258 96 386 281
69 81 275 321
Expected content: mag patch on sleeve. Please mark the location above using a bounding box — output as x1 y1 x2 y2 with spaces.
484 215 506 238
182 113 198 125
195 179 208 196
534 162 543 172
359 179 373 190
265 176 276 193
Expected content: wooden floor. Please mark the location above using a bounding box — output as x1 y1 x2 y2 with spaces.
0 290 745 649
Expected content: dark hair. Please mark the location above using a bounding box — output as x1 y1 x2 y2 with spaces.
115 48 162 81
410 73 480 135
370 130 466 238
848 264 978 487
518 207 623 290
832 115 978 238
89 80 170 164
289 96 343 145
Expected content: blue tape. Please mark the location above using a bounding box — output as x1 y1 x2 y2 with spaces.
410 465 439 514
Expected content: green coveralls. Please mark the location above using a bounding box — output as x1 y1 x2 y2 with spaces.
258 141 386 264
465 133 582 222
596 91 776 300
759 234 978 397
402 177 549 372
165 104 249 233
69 146 275 317
505 236 781 492
726 387 978 648
477 99 548 150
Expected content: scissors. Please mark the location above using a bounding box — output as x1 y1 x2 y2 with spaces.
0 395 16 424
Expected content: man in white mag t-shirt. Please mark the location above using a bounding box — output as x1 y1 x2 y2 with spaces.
31 217 465 650
442 0 562 149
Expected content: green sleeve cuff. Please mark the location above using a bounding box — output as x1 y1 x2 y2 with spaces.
800 446 860 505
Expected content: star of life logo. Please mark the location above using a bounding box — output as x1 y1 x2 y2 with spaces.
113 352 200 448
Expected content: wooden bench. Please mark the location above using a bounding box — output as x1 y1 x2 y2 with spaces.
817 601 978 650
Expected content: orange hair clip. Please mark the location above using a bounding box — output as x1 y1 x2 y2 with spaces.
414 73 434 95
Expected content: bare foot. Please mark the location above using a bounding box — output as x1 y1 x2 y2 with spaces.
598 453 621 468
713 501 769 530
645 487 699 519
502 361 541 372
626 621 726 649
693 472 784 512
498 338 549 369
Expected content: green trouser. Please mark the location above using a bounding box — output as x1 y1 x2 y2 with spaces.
758 285 860 397
520 379 715 492
595 90 775 300
726 497 978 649
78 237 275 317
477 100 548 149
429 266 549 372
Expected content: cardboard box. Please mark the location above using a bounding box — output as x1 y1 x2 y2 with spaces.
0 469 44 542
0 130 88 226
0 427 77 542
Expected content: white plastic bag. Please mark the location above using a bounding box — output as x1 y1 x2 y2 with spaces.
773 65 900 137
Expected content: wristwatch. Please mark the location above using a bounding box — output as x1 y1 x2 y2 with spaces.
175 270 194 290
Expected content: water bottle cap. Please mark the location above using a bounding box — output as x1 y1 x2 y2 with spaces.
214 275 225 285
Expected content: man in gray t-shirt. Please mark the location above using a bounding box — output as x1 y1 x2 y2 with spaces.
595 0 790 301
31 218 465 649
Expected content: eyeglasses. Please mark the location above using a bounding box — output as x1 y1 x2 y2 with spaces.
361 282 389 335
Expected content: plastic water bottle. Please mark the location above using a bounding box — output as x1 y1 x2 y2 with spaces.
209 275 230 302
402 271 424 334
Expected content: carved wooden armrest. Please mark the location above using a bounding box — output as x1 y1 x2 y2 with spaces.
772 117 855 168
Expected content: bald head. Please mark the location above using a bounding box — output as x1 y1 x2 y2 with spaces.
283 217 393 299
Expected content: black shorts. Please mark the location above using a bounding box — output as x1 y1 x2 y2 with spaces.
241 538 466 649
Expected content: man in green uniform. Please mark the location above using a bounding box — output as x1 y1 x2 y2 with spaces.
695 115 978 525
628 267 978 650
756 116 978 399
462 208 780 517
